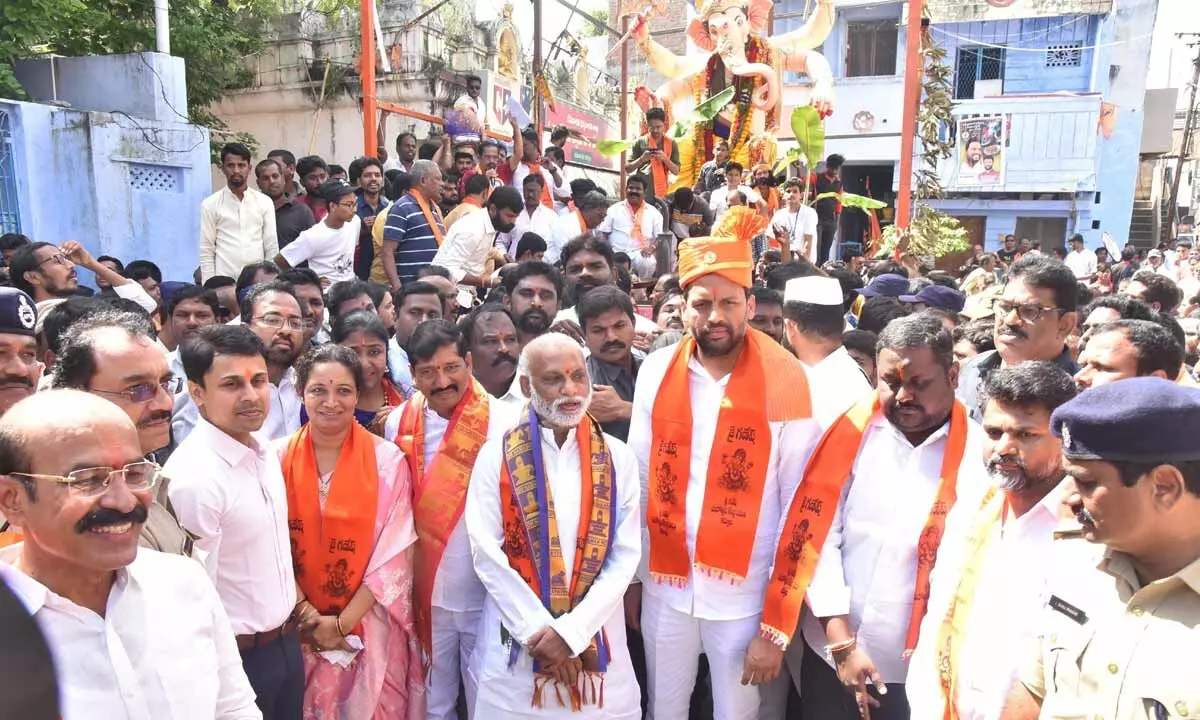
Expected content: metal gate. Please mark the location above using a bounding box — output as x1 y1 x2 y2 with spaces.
0 109 19 234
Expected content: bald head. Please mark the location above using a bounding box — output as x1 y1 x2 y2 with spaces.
3 389 134 440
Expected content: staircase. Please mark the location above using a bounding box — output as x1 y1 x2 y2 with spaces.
1128 199 1158 248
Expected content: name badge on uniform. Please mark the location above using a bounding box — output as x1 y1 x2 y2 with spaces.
1048 595 1088 625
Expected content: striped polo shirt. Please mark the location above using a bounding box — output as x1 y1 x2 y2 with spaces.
382 193 443 284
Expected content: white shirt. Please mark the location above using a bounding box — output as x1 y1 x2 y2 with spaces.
382 158 414 174
279 215 360 285
627 346 822 620
500 204 558 252
1064 248 1097 279
772 205 819 260
709 184 762 218
199 186 278 282
165 419 296 635
802 410 989 683
906 481 1069 720
549 211 586 265
432 205 496 287
465 423 642 717
490 372 528 418
165 348 185 391
112 280 160 314
803 346 872 428
172 367 302 445
382 398 519 612
597 201 664 257
513 163 570 207
0 549 260 720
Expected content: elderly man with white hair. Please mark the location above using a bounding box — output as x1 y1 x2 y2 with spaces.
464 333 643 718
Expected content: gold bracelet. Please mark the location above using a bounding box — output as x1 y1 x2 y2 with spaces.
335 616 347 637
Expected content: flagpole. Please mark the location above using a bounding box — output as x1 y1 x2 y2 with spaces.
895 0 925 230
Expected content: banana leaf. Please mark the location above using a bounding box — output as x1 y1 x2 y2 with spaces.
595 138 638 157
773 147 808 175
667 87 738 139
791 106 825 168
815 191 887 211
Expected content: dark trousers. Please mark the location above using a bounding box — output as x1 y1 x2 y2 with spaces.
817 221 838 265
240 632 305 720
799 640 908 720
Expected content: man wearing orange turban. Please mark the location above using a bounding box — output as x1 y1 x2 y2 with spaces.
627 208 822 719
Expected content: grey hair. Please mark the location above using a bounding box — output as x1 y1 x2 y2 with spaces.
410 159 440 181
516 333 584 381
876 311 955 369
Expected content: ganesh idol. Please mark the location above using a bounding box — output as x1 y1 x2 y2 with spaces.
628 0 835 187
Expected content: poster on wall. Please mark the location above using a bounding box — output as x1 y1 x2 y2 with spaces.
955 115 1006 187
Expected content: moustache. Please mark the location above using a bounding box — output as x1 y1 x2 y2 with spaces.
138 411 172 428
75 503 149 534
493 353 517 367
432 384 459 396
235 402 264 414
602 340 627 353
1000 325 1028 340
0 375 33 390
521 309 550 323
700 322 733 336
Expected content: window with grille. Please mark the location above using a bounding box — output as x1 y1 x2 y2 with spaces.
954 46 1005 100
128 164 182 193
1046 43 1083 68
0 110 20 234
845 21 899 78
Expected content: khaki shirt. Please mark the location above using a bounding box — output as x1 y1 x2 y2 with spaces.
1021 538 1200 719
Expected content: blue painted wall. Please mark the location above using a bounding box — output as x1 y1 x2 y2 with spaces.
932 16 1097 97
3 99 210 285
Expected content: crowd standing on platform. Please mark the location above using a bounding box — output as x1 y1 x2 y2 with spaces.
1 82 1200 720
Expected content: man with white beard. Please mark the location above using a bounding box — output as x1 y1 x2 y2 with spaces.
465 333 642 719
906 361 1076 720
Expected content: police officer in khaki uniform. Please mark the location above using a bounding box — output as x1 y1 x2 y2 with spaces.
1001 377 1200 720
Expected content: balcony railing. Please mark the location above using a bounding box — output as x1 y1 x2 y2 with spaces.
938 93 1103 194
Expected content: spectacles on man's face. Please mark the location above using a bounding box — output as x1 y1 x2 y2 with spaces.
37 252 71 268
11 460 161 497
995 300 1062 324
92 378 184 403
335 199 357 210
254 314 312 331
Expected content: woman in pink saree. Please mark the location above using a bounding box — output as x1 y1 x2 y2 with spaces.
278 343 426 719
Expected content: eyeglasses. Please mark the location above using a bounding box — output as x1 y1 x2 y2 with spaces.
37 252 71 268
11 460 161 497
93 378 184 403
335 199 358 210
254 314 312 331
994 300 1063 323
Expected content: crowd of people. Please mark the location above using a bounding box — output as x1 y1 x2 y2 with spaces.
0 102 1199 720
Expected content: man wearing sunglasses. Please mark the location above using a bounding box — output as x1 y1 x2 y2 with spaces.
0 390 259 718
957 254 1079 421
51 309 195 556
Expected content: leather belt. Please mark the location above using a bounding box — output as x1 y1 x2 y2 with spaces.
236 621 294 652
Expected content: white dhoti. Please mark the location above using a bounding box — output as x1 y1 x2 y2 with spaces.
641 592 762 720
470 597 641 719
428 605 482 720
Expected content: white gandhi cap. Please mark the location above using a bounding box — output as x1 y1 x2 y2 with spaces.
783 276 843 307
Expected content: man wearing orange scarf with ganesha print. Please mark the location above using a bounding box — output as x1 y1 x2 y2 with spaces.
627 206 822 720
758 313 990 720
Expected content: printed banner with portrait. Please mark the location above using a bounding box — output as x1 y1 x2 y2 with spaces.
955 115 1006 187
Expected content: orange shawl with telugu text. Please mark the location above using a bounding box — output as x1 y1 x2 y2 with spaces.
283 422 380 620
647 328 812 586
394 380 491 657
759 394 968 650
